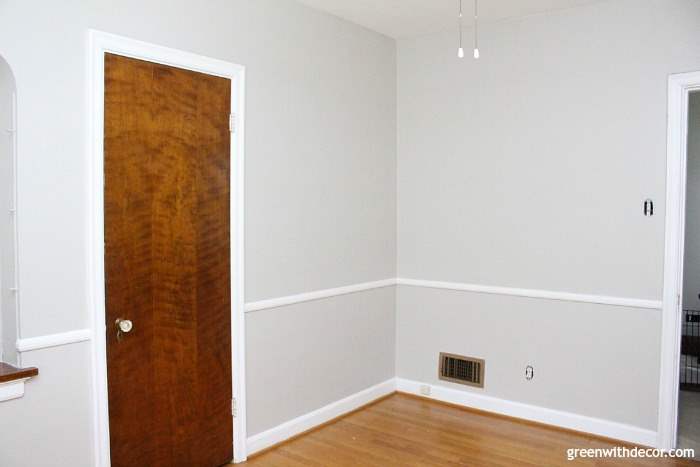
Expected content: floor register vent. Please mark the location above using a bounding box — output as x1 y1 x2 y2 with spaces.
439 352 484 388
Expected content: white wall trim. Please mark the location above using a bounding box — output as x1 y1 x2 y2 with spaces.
396 278 662 310
243 277 661 314
16 329 92 352
245 279 397 312
246 379 396 455
86 30 247 465
10 88 22 367
658 70 700 451
396 378 658 448
13 277 655 351
0 378 31 402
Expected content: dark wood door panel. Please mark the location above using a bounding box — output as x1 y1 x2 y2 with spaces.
104 53 232 467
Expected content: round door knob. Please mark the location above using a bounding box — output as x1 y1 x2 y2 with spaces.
116 318 133 333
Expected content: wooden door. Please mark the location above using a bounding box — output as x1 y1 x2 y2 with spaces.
104 53 233 467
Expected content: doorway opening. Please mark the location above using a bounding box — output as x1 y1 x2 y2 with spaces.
660 71 700 453
678 90 700 455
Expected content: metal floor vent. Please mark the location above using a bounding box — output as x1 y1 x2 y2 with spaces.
439 352 484 388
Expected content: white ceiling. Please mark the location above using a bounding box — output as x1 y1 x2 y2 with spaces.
295 0 604 38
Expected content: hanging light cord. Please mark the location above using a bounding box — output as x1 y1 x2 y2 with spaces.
473 0 480 59
457 0 465 58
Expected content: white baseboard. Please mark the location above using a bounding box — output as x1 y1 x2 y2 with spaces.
396 378 658 448
246 379 396 456
245 377 658 459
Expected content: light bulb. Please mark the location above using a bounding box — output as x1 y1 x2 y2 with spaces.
458 47 465 58
473 48 480 59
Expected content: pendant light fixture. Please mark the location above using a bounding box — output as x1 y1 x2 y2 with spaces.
457 0 465 58
458 0 479 59
473 0 480 59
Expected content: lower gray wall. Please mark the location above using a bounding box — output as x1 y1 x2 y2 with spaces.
396 286 661 430
0 290 396 467
0 343 94 467
246 287 395 436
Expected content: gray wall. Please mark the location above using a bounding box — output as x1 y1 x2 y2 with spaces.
0 1 396 465
2 0 700 464
684 92 700 309
396 286 661 429
396 0 700 430
246 287 395 435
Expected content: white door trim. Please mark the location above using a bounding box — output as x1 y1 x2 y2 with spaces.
658 70 700 450
86 30 247 465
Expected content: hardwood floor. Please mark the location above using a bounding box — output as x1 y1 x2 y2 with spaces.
241 393 699 466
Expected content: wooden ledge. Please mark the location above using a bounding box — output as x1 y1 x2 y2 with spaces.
0 362 38 384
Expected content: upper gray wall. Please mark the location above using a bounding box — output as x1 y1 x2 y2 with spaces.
397 0 700 300
684 92 700 309
0 0 397 339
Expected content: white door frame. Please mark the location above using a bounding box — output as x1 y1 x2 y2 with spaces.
86 30 248 465
658 70 700 450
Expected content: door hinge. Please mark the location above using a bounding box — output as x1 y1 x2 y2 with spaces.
229 113 236 133
232 398 237 417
